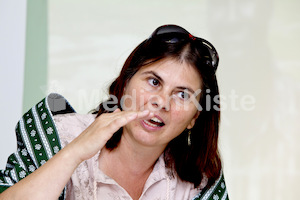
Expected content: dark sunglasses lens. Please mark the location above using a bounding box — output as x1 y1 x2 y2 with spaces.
156 32 189 44
196 39 219 70
207 47 219 69
155 25 190 36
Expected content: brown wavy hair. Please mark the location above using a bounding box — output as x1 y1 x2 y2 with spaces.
96 27 222 188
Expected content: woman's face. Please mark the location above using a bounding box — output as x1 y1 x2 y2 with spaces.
122 58 202 149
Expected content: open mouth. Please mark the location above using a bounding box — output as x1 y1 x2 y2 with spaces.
143 117 165 127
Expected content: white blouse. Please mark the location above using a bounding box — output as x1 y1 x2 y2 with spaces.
53 113 207 200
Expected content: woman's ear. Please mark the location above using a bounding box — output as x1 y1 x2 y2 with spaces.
187 111 200 129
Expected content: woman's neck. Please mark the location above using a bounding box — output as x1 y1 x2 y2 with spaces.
99 135 164 176
98 135 166 200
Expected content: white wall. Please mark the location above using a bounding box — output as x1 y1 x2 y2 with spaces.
0 0 27 168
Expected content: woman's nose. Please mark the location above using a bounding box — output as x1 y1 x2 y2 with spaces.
149 91 170 111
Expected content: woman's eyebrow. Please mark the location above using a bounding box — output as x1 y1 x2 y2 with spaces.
176 86 196 94
141 71 164 84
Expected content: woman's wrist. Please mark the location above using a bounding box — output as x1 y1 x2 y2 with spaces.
60 142 85 168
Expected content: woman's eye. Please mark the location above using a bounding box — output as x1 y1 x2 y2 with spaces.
177 91 190 100
148 78 160 87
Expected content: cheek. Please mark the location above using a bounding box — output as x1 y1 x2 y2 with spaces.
122 85 137 111
170 108 197 128
170 110 188 126
122 86 152 111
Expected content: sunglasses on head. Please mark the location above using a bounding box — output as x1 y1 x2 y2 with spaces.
149 24 219 72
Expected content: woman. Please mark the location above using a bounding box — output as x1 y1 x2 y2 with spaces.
0 25 229 200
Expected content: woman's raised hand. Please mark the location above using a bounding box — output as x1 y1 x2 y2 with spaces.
0 109 153 199
67 109 153 164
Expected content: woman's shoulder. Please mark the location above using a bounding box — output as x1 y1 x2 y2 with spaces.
192 171 229 200
19 93 96 150
53 113 96 126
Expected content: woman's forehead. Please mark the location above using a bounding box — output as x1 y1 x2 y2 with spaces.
141 58 199 74
136 58 202 89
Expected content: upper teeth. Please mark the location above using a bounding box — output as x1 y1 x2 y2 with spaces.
151 117 162 123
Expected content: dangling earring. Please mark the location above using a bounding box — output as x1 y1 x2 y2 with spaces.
187 130 191 146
